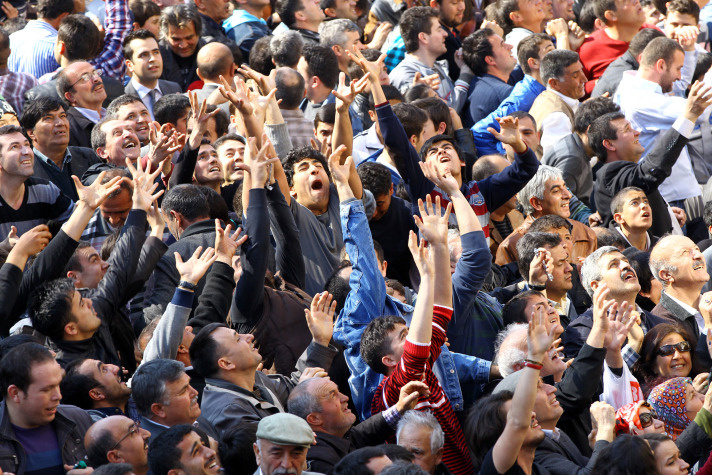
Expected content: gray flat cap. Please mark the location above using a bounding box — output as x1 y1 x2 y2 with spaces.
256 413 314 447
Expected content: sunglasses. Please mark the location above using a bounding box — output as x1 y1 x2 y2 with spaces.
639 410 659 428
656 340 692 357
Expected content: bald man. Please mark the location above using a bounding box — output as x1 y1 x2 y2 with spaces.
275 67 315 148
85 415 152 475
192 42 236 116
471 154 524 257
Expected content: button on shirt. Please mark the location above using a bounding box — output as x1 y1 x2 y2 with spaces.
132 80 162 120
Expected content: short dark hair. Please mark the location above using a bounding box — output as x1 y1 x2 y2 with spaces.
464 391 513 471
667 0 699 21
471 154 506 181
122 29 158 62
60 358 101 410
207 105 229 138
516 231 562 279
358 162 392 197
161 184 211 221
588 111 626 161
517 33 551 75
91 117 118 151
368 85 404 110
392 102 427 140
271 31 303 68
360 315 407 375
160 3 202 38
496 0 519 34
106 94 144 119
314 102 336 127
529 214 571 233
611 186 646 216
403 83 434 102
419 134 461 163
462 29 495 77
154 94 191 126
28 278 76 341
640 37 684 68
132 359 187 417
129 0 160 27
333 446 389 475
37 0 74 20
693 52 712 85
502 290 546 326
92 464 136 475
214 133 246 151
400 7 439 54
148 424 196 475
573 96 620 134
411 97 453 136
218 425 258 475
541 49 580 84
189 323 226 378
0 343 55 397
57 15 102 61
275 68 306 110
593 0 618 23
578 0 598 33
282 146 330 187
198 185 229 221
20 96 67 131
86 427 116 468
595 227 627 249
302 45 340 90
349 48 381 80
591 435 659 474
275 0 304 28
249 35 275 76
623 248 654 296
628 28 665 58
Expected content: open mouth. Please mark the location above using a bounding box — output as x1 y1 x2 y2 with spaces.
621 269 637 281
694 262 705 270
641 211 650 218
311 179 324 191
20 158 32 166
531 416 540 428
123 140 137 150
208 165 221 173
670 362 687 370
205 457 219 471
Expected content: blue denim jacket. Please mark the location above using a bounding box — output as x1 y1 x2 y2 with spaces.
332 198 491 420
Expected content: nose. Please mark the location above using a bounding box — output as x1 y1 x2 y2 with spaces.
108 364 119 375
84 297 94 309
101 260 110 270
245 334 254 343
189 384 198 397
140 428 151 439
562 187 572 199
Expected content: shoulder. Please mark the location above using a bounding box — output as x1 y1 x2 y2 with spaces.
159 79 182 94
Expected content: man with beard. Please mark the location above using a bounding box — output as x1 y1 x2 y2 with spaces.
57 61 108 148
85 416 152 475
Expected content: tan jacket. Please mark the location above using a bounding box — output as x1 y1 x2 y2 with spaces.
528 90 575 133
489 209 525 259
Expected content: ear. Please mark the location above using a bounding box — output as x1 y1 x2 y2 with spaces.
659 268 673 285
306 412 321 427
96 146 109 160
177 344 189 355
603 9 616 23
590 280 599 292
602 138 616 153
526 57 539 72
434 446 443 466
436 122 446 134
125 59 134 74
380 260 388 278
655 58 667 73
64 91 75 106
132 21 141 30
151 402 167 419
253 442 262 466
294 9 307 22
217 356 235 371
429 0 438 6
106 450 124 464
510 11 522 23
408 134 419 148
381 354 398 370
64 321 78 337
6 385 21 403
332 45 342 57
529 196 543 213
417 31 429 46
324 6 336 16
66 269 80 283
613 212 624 225
88 387 105 402
484 55 497 67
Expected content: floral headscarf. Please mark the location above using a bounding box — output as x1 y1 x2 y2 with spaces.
615 401 647 435
647 377 694 440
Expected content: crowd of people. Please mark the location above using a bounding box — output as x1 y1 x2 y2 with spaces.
3 0 712 471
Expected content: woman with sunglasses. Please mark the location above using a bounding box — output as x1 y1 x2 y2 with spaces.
632 324 708 396
615 401 666 435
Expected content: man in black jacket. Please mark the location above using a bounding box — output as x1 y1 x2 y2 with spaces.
288 377 425 473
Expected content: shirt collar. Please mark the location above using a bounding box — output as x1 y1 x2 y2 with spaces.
543 428 561 441
132 80 160 100
623 70 663 94
664 292 699 316
613 224 651 251
549 89 580 111
74 107 105 124
34 147 72 171
550 295 570 316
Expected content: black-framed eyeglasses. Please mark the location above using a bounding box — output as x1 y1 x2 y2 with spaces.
110 421 141 451
68 69 102 90
639 410 659 428
656 340 692 357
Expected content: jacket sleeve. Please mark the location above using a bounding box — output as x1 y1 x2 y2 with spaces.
123 235 168 300
676 407 712 465
477 146 539 212
267 184 305 290
347 412 394 448
188 261 236 330
636 126 690 190
555 343 606 414
0 263 22 336
534 439 606 475
450 231 491 344
168 146 199 188
139 288 195 364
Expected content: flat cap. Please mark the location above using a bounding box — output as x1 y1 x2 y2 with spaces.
256 413 314 447
493 370 523 394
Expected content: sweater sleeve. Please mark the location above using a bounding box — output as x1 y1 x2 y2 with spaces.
477 145 539 212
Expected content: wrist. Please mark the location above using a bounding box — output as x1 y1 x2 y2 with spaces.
216 255 232 265
512 140 527 154
179 277 198 286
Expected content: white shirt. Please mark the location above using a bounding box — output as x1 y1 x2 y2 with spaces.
665 292 705 333
74 107 105 123
132 79 163 120
613 70 704 202
539 89 580 156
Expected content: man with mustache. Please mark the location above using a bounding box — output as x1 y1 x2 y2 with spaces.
253 413 323 475
57 61 108 148
84 416 152 475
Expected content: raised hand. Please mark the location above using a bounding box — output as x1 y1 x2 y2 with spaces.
326 145 351 186
9 225 51 259
244 135 279 189
528 301 556 361
528 248 554 286
346 49 385 83
413 195 451 246
298 366 329 383
188 91 220 149
684 81 712 122
237 64 276 95
487 116 527 153
147 122 182 167
419 160 460 196
71 171 123 210
672 25 700 51
395 381 430 413
589 401 616 442
214 219 247 264
305 291 337 347
407 229 433 278
367 21 393 50
175 246 218 285
332 72 370 114
147 201 165 236
568 21 585 50
411 71 441 91
311 137 332 159
125 157 164 212
604 301 635 351
218 75 254 116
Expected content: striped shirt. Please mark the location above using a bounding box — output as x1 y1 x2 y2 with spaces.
8 20 60 78
0 177 74 241
0 68 38 114
430 181 491 243
372 305 474 475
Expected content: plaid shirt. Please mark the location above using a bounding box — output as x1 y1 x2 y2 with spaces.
0 68 37 114
89 0 132 80
384 35 405 73
622 307 649 368
281 109 316 149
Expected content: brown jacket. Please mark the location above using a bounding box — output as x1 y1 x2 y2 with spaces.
495 215 597 265
528 90 575 134
489 209 525 259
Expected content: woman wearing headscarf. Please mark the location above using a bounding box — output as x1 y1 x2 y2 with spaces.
648 377 704 440
615 401 666 435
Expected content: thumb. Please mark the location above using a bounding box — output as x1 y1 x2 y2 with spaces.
174 251 184 264
413 72 421 84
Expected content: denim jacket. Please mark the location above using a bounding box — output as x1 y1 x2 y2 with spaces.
332 198 491 420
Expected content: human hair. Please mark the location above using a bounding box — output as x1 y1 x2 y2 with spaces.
611 186 645 217
541 49 580 85
302 45 340 90
324 266 351 314
704 200 712 229
396 410 444 454
358 162 393 198
63 241 92 274
462 29 495 77
0 335 45 362
57 15 102 61
314 102 336 128
360 315 407 374
56 67 74 104
197 185 229 221
593 227 626 250
28 278 76 341
573 96 620 134
411 97 453 136
404 83 434 102
90 117 118 151
333 446 389 475
496 0 519 34
275 68 306 110
400 7 440 54
86 426 115 468
132 359 186 417
516 232 562 279
319 19 360 48
640 37 684 68
579 245 621 296
622 248 655 308
37 0 74 20
471 154 506 181
161 184 210 221
92 464 136 475
154 94 190 126
368 85 405 110
189 323 226 378
464 391 513 471
270 31 303 68
160 3 202 38
517 165 563 216
129 0 160 28
60 358 101 410
578 0 598 33
282 146 330 187
588 111 626 161
20 96 67 131
106 94 144 119
392 102 428 140
148 424 196 475
640 432 673 451
628 28 665 58
502 290 545 326
494 323 528 376
122 29 157 62
249 35 275 75
214 133 246 154
0 343 55 397
207 105 229 138
275 0 304 28
517 33 551 75
379 462 428 475
529 214 571 234
419 134 461 163
632 323 698 389
591 434 658 474
287 378 323 419
593 0 618 24
693 52 712 85
667 0 699 21
218 425 258 475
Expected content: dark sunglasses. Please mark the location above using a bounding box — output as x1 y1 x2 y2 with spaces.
656 340 692 357
639 410 659 428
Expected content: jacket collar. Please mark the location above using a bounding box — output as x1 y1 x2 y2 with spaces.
180 219 216 239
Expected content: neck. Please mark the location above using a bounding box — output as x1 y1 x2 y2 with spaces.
613 291 639 307
239 4 263 17
546 287 567 303
488 67 510 83
0 174 25 208
37 145 67 167
620 225 647 250
412 49 438 68
517 22 542 33
62 330 95 342
39 17 61 30
92 398 128 413
666 285 703 310
318 425 350 439
6 403 42 429
136 76 158 89
605 24 639 43
540 419 558 431
296 21 318 33
530 71 544 85
220 369 257 392
516 446 537 475
577 132 593 156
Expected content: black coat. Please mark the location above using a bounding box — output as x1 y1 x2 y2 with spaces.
32 146 101 201
23 73 125 110
652 292 712 369
66 107 96 149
